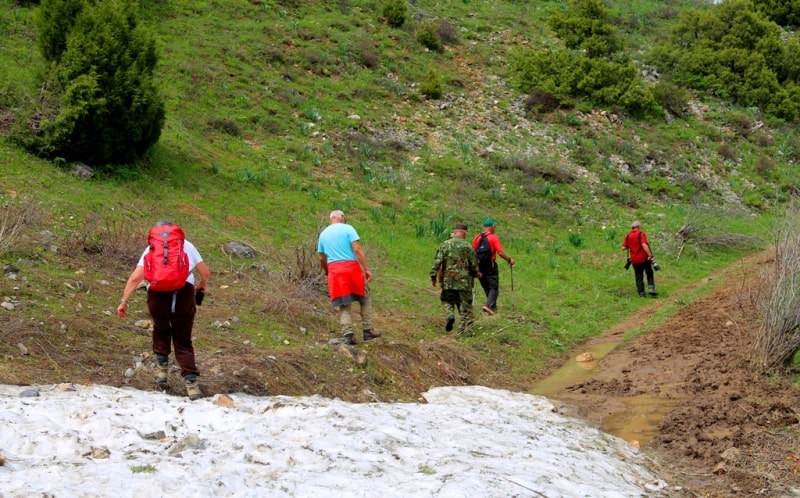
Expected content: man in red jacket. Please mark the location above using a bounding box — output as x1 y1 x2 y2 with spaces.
473 218 515 315
622 220 656 297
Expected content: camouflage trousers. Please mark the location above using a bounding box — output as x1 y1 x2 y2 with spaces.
441 289 474 334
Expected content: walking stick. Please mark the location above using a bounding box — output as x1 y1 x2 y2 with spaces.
509 261 514 291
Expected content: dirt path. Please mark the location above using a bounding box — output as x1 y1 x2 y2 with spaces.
535 251 800 496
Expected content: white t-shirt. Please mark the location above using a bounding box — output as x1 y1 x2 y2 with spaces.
137 240 203 285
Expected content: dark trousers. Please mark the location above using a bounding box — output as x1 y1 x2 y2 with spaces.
478 265 499 311
147 283 199 379
632 261 655 296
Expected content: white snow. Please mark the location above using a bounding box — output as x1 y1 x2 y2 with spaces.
0 383 666 497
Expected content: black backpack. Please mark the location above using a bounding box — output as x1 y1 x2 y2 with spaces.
475 233 493 271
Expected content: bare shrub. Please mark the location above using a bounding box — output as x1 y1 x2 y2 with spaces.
524 90 561 114
208 118 241 137
490 155 576 183
727 114 753 138
754 132 774 147
437 18 459 45
671 203 762 262
717 142 736 160
754 155 774 178
356 39 378 68
755 205 800 371
0 195 38 255
64 212 149 267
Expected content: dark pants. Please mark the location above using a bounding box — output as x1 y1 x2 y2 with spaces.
478 265 499 311
632 261 655 296
147 283 199 379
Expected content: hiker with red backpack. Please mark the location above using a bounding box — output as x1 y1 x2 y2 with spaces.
117 221 210 400
622 220 657 297
472 218 515 315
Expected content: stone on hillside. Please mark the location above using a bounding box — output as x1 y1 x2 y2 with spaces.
216 394 234 408
91 447 110 459
72 162 95 179
1 302 14 311
168 434 205 457
222 241 256 258
141 430 167 440
19 388 39 397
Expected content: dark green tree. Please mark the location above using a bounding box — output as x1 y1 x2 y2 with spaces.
36 0 85 63
18 0 165 165
751 0 800 27
547 0 622 58
651 0 799 121
509 0 661 119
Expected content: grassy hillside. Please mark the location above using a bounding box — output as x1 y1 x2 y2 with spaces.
0 0 788 395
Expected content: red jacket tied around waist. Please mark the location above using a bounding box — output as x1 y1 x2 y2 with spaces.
327 260 365 306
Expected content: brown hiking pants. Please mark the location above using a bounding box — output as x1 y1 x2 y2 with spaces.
146 283 199 379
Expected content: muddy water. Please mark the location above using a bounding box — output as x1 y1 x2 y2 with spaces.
529 341 681 446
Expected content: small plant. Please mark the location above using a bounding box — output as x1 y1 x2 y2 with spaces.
456 135 472 162
383 206 397 224
565 114 581 127
382 0 406 28
416 20 443 53
418 464 436 475
237 168 266 185
419 69 443 99
129 464 156 474
568 232 583 248
302 107 321 122
359 142 373 159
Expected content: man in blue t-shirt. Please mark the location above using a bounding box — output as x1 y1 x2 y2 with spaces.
318 210 381 345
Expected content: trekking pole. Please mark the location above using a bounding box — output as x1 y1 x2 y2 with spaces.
509 261 514 291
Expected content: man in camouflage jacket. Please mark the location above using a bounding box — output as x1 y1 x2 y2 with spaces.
430 222 482 335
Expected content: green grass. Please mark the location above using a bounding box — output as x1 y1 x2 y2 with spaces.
0 0 788 383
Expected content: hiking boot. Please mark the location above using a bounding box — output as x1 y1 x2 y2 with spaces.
185 380 202 401
155 363 168 385
363 329 382 341
481 306 495 316
445 316 455 332
343 333 355 345
648 286 657 296
639 292 646 297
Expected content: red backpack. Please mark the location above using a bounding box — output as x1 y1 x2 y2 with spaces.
143 224 190 292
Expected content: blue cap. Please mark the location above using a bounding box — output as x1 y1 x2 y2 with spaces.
483 218 497 227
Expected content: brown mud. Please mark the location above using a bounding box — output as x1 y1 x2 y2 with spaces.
533 251 800 497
